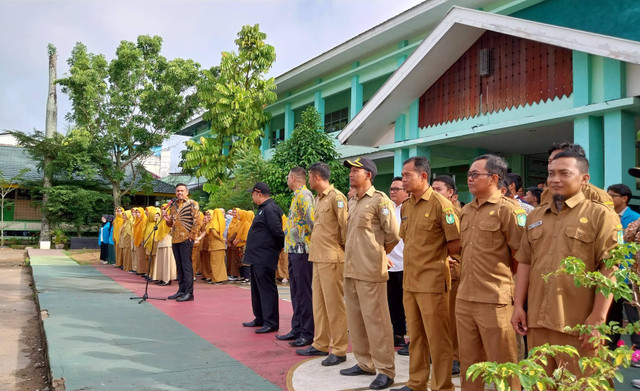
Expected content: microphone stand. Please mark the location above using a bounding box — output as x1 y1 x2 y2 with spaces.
130 214 166 303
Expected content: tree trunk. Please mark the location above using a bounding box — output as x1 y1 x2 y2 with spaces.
112 183 122 210
41 44 57 243
1 196 4 247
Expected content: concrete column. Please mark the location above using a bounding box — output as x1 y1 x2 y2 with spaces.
408 146 430 159
604 110 635 188
603 58 626 101
574 116 604 188
284 103 294 139
350 75 363 120
314 91 325 129
394 149 409 177
408 98 420 139
261 123 271 153
572 51 591 107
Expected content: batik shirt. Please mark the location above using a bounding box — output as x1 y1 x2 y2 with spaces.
284 186 315 254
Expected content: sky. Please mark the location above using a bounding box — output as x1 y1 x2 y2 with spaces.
0 0 425 134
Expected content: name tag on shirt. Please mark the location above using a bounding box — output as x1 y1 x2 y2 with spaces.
528 220 542 230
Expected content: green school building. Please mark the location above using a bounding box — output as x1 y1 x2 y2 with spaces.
186 0 640 204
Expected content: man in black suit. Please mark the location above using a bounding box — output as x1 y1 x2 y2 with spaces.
242 182 285 333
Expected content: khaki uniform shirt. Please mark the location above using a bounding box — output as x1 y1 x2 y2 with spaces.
541 183 614 210
515 191 621 333
344 186 399 282
457 191 525 304
399 186 460 293
167 198 201 243
309 185 348 263
450 204 462 281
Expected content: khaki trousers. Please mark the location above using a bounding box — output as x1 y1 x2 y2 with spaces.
311 262 348 356
344 277 395 378
449 278 459 361
404 290 454 391
276 251 289 280
115 245 123 267
528 327 597 380
455 299 519 391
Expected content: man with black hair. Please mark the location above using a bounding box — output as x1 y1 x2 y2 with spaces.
392 156 460 391
296 162 349 367
512 151 622 377
607 184 639 228
523 187 542 207
504 173 534 214
432 175 461 375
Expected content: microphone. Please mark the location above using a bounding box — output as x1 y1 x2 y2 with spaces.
163 197 178 210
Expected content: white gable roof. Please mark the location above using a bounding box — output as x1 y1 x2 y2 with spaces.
337 6 640 146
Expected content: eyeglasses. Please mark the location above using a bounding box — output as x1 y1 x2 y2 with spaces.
389 187 404 192
467 171 494 179
608 193 622 198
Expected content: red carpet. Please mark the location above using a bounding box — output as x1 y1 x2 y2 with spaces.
96 265 303 390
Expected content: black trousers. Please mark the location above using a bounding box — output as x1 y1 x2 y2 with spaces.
288 253 314 340
387 270 406 336
172 240 194 295
250 264 279 328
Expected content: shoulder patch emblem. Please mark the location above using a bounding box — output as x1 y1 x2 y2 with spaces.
618 230 624 244
516 213 527 227
445 212 455 225
579 217 588 224
382 206 390 216
337 200 344 209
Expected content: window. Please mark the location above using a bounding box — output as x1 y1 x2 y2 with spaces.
324 108 349 133
270 128 284 148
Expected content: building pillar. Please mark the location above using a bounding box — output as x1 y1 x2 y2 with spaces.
394 149 409 177
604 110 635 189
284 103 294 139
603 58 626 101
350 74 363 120
572 51 592 107
408 146 430 159
574 116 604 188
314 91 325 129
261 123 271 153
408 98 420 139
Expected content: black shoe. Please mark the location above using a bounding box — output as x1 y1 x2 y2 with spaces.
397 342 409 356
176 293 194 302
289 337 312 347
321 353 346 366
452 359 460 375
390 386 414 391
339 364 375 376
370 374 393 390
242 320 263 327
275 331 300 341
296 346 329 357
168 291 184 300
158 280 171 286
394 335 406 347
255 325 279 334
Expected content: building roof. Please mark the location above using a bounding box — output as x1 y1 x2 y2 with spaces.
274 0 504 94
0 145 175 196
337 6 640 146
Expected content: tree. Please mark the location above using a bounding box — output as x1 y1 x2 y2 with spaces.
265 106 348 211
183 24 277 191
0 168 30 246
57 35 201 208
41 43 57 243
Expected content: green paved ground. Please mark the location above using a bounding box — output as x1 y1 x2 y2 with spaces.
31 252 281 391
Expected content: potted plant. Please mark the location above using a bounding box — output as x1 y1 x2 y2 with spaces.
51 228 68 249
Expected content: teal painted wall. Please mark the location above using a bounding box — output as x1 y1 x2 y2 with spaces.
512 0 640 41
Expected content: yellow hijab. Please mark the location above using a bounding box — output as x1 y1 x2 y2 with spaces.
143 206 160 252
228 208 242 239
133 207 147 247
237 210 255 241
154 204 171 243
122 210 134 237
112 207 124 244
207 208 226 236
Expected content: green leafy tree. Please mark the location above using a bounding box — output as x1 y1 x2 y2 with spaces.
266 106 348 211
469 242 640 390
57 35 201 208
183 24 277 191
0 168 30 246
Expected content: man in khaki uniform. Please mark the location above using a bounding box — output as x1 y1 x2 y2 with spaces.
340 157 399 391
296 162 349 367
391 156 460 391
512 151 622 376
432 175 462 375
456 155 524 390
